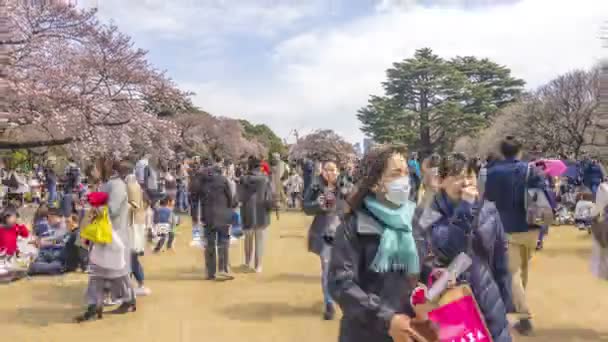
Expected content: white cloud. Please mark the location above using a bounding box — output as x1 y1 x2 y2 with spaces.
182 0 607 144
92 0 320 39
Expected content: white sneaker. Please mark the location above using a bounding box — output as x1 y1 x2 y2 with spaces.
255 266 263 273
103 298 122 307
134 286 151 297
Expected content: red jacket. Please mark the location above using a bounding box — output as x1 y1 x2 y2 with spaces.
0 224 29 256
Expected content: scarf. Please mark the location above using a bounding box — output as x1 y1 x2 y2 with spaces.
364 196 419 274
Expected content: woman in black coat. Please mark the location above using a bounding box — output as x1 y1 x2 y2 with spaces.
328 145 430 342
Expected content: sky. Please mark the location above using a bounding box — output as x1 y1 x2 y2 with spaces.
81 0 607 144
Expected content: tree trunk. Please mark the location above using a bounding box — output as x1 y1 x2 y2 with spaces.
419 92 432 156
0 137 74 149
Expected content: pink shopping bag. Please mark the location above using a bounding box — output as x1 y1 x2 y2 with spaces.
428 294 492 342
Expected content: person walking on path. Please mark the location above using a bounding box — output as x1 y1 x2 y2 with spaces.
76 158 135 322
191 164 236 280
303 159 345 320
125 170 150 296
328 145 424 342
238 157 273 273
485 136 547 335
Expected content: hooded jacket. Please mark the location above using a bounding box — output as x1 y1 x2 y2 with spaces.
238 170 272 230
191 166 235 227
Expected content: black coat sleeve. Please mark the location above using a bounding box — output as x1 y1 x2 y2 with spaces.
328 217 395 334
303 182 326 216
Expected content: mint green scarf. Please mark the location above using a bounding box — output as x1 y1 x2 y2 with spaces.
364 196 419 274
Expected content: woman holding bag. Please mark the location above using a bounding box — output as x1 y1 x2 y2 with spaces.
76 157 135 322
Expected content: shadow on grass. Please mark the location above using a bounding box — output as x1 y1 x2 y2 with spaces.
264 272 320 284
522 328 608 341
145 266 207 281
539 246 591 259
1 281 84 327
220 301 323 322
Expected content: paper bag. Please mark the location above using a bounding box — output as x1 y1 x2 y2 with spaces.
428 285 492 342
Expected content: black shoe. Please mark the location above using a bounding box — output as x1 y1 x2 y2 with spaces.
75 305 103 323
514 319 533 336
323 303 335 321
110 300 136 314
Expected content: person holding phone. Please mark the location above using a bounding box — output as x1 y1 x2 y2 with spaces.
303 159 344 320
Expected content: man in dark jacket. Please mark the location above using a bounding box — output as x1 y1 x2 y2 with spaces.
191 165 235 280
485 136 546 335
238 157 273 273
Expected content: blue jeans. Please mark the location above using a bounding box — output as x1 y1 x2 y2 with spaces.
176 188 189 212
61 192 72 217
131 252 145 286
538 225 549 243
321 245 333 306
47 184 57 207
591 183 600 201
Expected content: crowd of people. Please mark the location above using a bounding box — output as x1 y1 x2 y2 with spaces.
0 136 607 342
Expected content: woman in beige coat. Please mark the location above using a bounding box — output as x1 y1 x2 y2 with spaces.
126 172 150 296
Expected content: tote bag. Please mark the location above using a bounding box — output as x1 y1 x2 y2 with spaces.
80 206 112 244
89 230 125 271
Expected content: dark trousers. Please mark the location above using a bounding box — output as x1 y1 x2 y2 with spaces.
204 225 230 278
131 252 144 285
154 232 175 252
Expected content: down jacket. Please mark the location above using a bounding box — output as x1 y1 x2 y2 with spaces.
418 191 512 342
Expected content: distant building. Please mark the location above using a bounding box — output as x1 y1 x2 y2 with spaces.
353 143 362 157
363 138 375 154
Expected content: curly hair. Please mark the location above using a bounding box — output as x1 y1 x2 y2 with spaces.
348 144 408 211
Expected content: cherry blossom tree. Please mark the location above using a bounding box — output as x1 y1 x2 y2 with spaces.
2 1 188 161
171 111 267 161
289 129 356 165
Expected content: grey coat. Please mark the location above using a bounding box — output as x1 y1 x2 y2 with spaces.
89 176 131 279
238 171 273 230
329 211 417 342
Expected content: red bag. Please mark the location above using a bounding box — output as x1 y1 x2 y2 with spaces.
428 287 492 342
87 192 109 207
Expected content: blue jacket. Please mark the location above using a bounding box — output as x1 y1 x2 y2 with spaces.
422 192 512 342
485 158 546 233
583 162 604 188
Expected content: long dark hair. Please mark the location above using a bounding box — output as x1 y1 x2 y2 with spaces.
347 144 408 211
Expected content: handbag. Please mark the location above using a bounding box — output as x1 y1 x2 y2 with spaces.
524 164 554 226
80 206 113 244
428 285 493 342
89 230 125 270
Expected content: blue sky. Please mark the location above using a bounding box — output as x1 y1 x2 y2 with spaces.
82 0 607 143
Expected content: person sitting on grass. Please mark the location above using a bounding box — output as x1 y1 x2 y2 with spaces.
0 206 29 257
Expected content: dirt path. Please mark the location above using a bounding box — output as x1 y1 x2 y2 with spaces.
1 212 607 342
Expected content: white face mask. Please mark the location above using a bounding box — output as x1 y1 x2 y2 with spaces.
385 176 411 205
